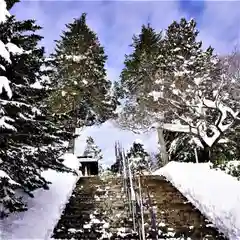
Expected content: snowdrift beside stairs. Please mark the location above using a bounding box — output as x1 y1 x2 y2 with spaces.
0 153 82 240
154 161 240 240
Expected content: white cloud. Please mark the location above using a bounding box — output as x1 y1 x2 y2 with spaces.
197 1 240 54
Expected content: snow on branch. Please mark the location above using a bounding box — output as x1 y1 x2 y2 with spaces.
0 40 11 63
5 42 24 55
0 0 10 24
0 76 12 99
0 116 16 131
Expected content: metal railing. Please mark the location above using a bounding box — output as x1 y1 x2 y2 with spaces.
115 141 158 240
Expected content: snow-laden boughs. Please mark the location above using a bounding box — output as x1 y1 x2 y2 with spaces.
149 19 240 160
0 0 10 24
118 23 164 131
0 0 73 218
48 13 117 130
118 18 240 163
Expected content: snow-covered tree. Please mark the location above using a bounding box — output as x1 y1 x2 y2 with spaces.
115 99 156 134
118 23 168 164
209 49 240 164
83 136 103 173
126 141 151 174
120 18 240 163
48 13 117 132
148 18 240 162
0 0 73 218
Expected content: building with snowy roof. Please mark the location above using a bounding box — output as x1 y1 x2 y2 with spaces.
77 155 98 176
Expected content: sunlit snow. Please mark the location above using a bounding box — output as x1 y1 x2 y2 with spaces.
154 162 240 240
1 153 82 239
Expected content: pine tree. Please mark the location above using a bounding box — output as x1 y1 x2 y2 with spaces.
121 23 163 101
118 23 168 164
118 18 239 164
0 0 73 218
126 141 151 174
149 18 236 162
83 136 103 173
119 23 164 124
48 13 117 132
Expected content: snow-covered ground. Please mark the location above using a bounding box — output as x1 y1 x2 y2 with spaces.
75 120 158 169
0 153 81 240
154 161 240 240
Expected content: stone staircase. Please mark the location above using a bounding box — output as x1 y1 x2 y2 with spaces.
51 176 137 239
141 175 227 239
51 175 227 240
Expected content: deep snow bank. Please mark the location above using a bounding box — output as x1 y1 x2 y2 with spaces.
0 153 81 240
154 161 240 240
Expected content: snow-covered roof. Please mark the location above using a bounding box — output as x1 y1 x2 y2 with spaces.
77 156 98 162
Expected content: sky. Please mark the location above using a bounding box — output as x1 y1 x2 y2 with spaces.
10 0 240 167
11 0 240 83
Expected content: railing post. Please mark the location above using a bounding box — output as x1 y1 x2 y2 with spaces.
138 175 146 240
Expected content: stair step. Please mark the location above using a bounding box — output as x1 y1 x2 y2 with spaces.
52 176 227 240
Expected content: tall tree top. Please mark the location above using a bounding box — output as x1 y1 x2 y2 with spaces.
121 23 163 98
55 13 104 58
132 23 162 55
48 12 117 127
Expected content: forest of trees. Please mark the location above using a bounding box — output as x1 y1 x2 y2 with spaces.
0 0 240 217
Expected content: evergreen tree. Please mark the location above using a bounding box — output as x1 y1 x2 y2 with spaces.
120 18 237 163
118 23 168 164
0 0 72 218
83 136 103 173
48 13 117 132
149 18 239 162
121 23 163 102
126 141 151 173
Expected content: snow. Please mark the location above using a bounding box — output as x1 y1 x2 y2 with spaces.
5 42 23 55
0 116 16 131
154 161 240 240
194 77 202 85
0 76 12 98
83 79 88 85
65 55 87 62
148 90 162 101
30 80 43 89
0 170 18 185
0 40 11 63
0 153 82 240
0 0 10 23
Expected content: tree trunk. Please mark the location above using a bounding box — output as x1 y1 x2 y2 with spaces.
198 146 210 163
198 138 211 163
69 99 77 154
68 128 76 154
194 148 199 163
157 127 168 166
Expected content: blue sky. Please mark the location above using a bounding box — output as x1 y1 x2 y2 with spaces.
11 0 240 83
10 0 240 167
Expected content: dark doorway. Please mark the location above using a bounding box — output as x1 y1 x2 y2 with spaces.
78 156 99 176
